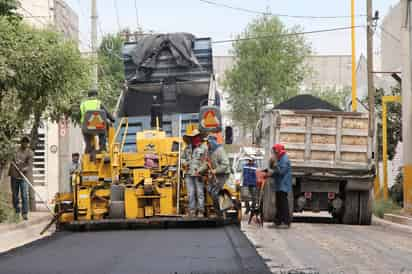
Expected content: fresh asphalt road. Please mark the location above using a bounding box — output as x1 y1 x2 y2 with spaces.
0 225 271 274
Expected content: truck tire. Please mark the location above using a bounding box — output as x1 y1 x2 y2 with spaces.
342 191 359 225
358 190 372 225
262 178 277 222
109 201 125 219
110 185 124 201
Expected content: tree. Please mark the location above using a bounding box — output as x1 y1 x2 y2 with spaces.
97 33 125 112
224 15 311 130
0 0 21 19
0 19 91 148
0 18 91 161
307 85 351 110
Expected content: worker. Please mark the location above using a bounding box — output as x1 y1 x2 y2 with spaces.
181 129 207 218
268 143 292 229
243 158 257 215
199 135 230 216
80 89 115 153
68 152 80 192
8 136 33 221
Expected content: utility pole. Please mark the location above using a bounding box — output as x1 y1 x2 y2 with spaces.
401 0 412 212
91 0 98 90
351 0 357 111
366 0 378 198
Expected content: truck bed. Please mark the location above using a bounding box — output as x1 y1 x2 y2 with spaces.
261 109 373 176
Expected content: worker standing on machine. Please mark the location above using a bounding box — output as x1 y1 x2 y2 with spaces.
80 89 115 154
199 135 230 216
181 129 207 218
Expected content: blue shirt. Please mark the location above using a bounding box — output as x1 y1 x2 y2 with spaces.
272 154 292 193
242 164 257 187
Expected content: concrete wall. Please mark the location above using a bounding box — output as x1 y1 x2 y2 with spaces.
381 2 401 73
19 0 53 27
302 55 352 90
53 0 79 42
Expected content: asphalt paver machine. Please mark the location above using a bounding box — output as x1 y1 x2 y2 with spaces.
54 33 241 231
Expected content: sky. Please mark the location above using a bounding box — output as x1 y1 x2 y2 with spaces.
66 0 400 57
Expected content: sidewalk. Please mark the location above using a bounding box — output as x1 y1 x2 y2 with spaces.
0 212 53 253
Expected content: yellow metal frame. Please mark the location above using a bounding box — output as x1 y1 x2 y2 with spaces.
381 95 401 200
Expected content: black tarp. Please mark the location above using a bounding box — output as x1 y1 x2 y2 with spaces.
274 94 342 111
131 33 200 71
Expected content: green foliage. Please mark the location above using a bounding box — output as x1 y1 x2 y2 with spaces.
373 86 401 161
224 15 311 130
0 0 21 21
0 17 91 159
373 198 401 218
390 167 403 207
306 86 351 110
0 193 14 223
98 33 125 112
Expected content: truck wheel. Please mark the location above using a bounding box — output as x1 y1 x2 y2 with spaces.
358 190 372 225
288 190 294 222
342 191 359 225
262 178 277 222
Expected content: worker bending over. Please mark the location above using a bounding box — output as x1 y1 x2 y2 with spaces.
181 129 208 217
199 135 230 216
80 89 115 153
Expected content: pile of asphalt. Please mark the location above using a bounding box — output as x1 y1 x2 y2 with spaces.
274 94 342 111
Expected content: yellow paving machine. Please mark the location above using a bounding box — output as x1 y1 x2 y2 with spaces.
54 33 240 230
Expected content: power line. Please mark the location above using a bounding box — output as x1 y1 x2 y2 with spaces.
198 0 366 19
212 25 365 44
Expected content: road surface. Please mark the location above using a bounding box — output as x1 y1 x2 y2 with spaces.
0 225 271 274
244 215 412 274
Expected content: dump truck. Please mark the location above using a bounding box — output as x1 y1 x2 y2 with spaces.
255 95 375 225
54 33 241 230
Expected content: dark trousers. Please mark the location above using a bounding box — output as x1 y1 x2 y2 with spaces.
10 177 29 215
245 186 257 210
275 191 290 225
208 175 227 215
83 133 106 153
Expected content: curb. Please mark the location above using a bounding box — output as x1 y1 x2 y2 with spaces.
372 216 412 234
0 214 52 233
383 213 412 226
